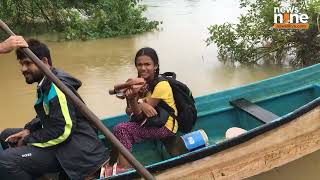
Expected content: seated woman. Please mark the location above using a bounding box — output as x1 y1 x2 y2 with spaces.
103 47 178 177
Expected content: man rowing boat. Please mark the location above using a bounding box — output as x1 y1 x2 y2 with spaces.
0 39 108 180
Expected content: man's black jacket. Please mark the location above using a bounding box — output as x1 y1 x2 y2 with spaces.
23 68 108 180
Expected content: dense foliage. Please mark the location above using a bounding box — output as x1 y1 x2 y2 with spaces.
0 0 159 40
207 0 320 66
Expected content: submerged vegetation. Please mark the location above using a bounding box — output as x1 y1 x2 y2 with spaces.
207 0 320 67
0 0 159 40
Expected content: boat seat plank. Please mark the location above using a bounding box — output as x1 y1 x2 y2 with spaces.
230 98 279 123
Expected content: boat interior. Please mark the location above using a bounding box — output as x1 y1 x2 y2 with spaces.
99 84 320 167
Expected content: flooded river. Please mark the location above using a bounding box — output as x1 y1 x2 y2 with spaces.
0 0 292 129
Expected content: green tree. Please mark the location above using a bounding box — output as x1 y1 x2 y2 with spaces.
207 0 320 66
0 0 159 40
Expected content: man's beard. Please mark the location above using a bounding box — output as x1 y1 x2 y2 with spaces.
24 70 44 84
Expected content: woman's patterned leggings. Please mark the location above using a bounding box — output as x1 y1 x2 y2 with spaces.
113 121 174 151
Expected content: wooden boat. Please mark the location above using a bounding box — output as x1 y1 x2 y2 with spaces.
99 63 320 179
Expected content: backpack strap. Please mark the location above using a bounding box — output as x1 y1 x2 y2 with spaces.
149 73 178 131
158 101 177 132
149 72 176 91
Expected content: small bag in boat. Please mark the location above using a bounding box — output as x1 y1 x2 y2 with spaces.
130 101 170 127
150 72 197 133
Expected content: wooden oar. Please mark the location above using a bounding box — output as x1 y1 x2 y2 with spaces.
109 78 145 95
0 19 155 180
317 13 320 32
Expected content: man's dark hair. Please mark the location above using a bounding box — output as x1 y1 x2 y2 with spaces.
16 39 52 66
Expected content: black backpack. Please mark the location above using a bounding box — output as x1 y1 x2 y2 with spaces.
150 72 197 133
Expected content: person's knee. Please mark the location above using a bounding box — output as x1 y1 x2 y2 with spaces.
0 129 12 141
0 151 17 171
0 128 21 141
112 122 127 135
0 151 31 180
0 129 21 149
